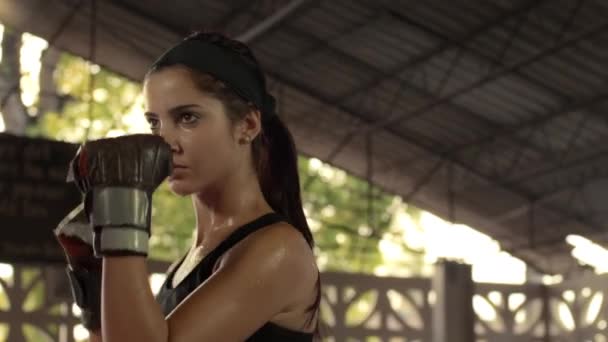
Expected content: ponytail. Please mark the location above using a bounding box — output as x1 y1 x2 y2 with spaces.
252 87 322 339
256 115 314 248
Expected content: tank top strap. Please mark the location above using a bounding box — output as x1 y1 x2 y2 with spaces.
156 212 287 314
204 212 285 265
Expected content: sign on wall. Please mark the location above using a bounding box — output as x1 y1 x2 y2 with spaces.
0 133 81 264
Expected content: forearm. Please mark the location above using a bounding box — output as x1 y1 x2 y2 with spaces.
101 256 168 342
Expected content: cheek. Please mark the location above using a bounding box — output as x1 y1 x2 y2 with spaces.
183 125 238 171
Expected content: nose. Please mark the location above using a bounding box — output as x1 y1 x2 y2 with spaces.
158 126 181 153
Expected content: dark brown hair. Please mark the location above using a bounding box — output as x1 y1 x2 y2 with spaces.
148 31 321 334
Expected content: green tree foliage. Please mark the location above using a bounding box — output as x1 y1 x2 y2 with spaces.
28 54 141 141
299 156 394 273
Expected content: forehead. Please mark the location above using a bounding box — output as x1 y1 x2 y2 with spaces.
144 66 219 110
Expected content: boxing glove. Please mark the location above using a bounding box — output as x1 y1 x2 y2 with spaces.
54 203 101 330
67 134 172 257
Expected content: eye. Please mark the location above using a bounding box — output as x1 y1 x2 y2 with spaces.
146 117 160 131
179 112 199 124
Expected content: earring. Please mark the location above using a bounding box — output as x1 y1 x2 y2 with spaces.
243 136 251 144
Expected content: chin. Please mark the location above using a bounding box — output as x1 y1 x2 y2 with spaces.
168 179 196 197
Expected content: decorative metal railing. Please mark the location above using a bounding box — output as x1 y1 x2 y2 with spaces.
0 262 605 341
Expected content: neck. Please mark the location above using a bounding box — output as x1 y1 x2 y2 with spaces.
190 167 272 247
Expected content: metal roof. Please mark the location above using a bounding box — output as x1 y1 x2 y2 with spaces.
1 0 607 275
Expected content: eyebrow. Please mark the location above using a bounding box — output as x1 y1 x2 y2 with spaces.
144 104 202 118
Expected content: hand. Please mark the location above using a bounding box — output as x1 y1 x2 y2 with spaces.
54 203 101 331
67 134 172 257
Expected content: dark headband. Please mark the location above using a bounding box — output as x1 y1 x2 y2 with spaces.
150 39 276 122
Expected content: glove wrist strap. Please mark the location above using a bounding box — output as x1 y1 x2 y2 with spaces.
94 227 150 257
66 265 101 331
89 187 151 229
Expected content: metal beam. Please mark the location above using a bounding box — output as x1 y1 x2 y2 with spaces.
270 10 387 71
253 6 556 160
494 168 608 224
237 0 312 43
265 68 607 234
390 92 608 174
296 6 548 131
325 0 546 114
383 3 571 102
325 20 608 159
507 143 608 187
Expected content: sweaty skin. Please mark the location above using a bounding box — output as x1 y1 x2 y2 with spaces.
98 66 318 342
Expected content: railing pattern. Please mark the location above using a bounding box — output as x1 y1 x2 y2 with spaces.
0 263 605 341
319 272 432 342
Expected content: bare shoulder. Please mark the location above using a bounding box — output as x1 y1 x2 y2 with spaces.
218 221 318 304
221 221 316 274
245 221 314 255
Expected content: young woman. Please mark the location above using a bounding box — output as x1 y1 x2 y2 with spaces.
58 31 321 342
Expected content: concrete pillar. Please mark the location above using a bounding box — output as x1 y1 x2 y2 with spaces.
432 260 475 342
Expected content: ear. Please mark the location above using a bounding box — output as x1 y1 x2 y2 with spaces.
236 109 262 144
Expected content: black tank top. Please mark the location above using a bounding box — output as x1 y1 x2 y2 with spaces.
155 213 315 341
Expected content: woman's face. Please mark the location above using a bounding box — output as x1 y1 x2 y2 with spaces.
143 66 244 196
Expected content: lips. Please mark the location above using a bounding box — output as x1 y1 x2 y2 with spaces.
169 163 187 180
170 163 188 178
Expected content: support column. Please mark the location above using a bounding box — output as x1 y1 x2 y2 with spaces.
432 260 475 342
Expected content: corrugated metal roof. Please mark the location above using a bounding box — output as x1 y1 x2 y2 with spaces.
1 0 607 274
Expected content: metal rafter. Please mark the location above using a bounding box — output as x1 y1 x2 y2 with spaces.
496 172 608 226
506 149 608 192
323 20 608 162
254 6 557 160
271 10 387 71
264 68 606 236
508 217 608 253
259 1 543 109
375 0 590 179
320 0 546 117
237 0 312 44
382 3 572 102
494 186 603 257
379 91 608 178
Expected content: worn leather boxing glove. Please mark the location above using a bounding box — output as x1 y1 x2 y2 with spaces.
67 134 172 257
54 203 101 330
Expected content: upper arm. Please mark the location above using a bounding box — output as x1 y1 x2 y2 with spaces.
164 224 317 342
